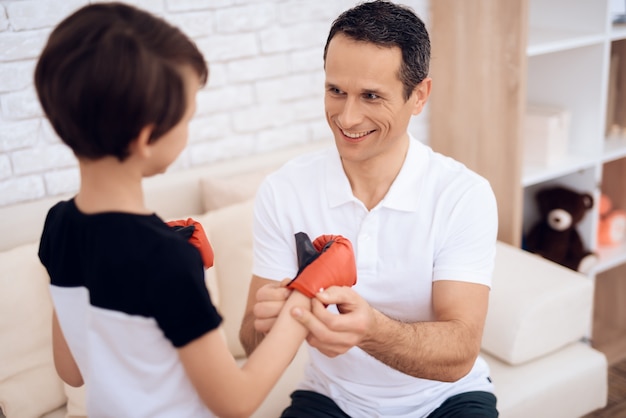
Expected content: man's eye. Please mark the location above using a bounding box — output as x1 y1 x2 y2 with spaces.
364 93 379 100
329 87 343 95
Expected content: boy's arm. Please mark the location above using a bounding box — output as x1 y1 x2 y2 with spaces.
52 310 84 387
178 289 309 418
239 275 289 356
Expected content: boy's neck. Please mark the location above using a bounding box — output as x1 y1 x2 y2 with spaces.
75 156 150 215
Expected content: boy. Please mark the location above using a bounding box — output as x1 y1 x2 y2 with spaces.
35 3 349 417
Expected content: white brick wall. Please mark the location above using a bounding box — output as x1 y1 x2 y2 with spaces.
0 0 430 208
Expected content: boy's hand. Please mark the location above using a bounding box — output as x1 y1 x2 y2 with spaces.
286 232 357 298
167 218 214 269
252 279 292 334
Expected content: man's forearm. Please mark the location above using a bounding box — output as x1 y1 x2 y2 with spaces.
359 309 482 382
239 312 266 356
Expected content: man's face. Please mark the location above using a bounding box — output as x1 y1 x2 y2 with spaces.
324 33 427 164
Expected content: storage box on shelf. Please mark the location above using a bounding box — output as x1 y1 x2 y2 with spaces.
522 104 570 167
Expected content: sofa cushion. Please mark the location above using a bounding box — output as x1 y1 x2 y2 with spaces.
0 242 67 417
63 383 86 418
204 259 221 308
196 199 256 359
0 365 66 418
482 242 594 365
482 342 607 418
199 167 275 213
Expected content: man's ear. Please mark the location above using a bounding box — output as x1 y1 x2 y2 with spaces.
411 77 432 115
128 125 155 159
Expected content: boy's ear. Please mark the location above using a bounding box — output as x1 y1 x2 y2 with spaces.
129 125 155 159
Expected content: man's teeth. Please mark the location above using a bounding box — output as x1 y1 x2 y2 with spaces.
342 130 371 139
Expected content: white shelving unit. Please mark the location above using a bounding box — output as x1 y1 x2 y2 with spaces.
429 0 626 364
522 0 626 365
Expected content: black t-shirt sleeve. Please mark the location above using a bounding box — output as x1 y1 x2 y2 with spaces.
148 242 222 348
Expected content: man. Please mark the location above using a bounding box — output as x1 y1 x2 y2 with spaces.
239 1 499 417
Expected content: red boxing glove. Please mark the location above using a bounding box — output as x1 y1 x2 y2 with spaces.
286 232 357 298
167 218 214 269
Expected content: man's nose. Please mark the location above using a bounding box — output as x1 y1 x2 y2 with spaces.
337 97 363 128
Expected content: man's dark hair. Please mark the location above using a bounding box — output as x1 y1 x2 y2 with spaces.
34 2 208 161
323 0 430 101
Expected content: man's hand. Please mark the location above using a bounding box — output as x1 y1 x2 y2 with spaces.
286 232 357 298
292 285 376 357
252 279 292 334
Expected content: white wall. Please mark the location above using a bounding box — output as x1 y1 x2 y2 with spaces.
0 0 430 208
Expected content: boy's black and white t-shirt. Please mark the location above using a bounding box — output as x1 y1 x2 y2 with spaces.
39 199 222 417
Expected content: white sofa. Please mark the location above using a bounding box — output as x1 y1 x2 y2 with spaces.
0 142 608 418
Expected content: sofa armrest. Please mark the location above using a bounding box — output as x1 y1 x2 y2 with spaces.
482 241 593 365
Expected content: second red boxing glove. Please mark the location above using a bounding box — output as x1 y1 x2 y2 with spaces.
167 218 214 269
286 232 357 298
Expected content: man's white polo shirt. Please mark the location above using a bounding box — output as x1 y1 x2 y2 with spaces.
253 134 498 417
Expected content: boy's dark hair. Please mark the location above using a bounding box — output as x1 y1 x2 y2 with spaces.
323 0 430 101
34 2 208 161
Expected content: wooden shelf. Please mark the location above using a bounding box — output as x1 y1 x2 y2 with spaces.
592 325 626 365
592 264 626 366
594 242 626 274
527 27 605 56
429 0 527 246
603 136 626 162
521 154 598 187
611 23 626 41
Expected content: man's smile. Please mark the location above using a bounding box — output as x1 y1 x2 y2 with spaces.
340 128 375 140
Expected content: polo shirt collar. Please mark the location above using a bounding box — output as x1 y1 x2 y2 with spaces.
325 133 428 211
326 149 354 208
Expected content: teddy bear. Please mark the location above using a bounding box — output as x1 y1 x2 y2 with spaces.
597 193 626 247
525 185 597 274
